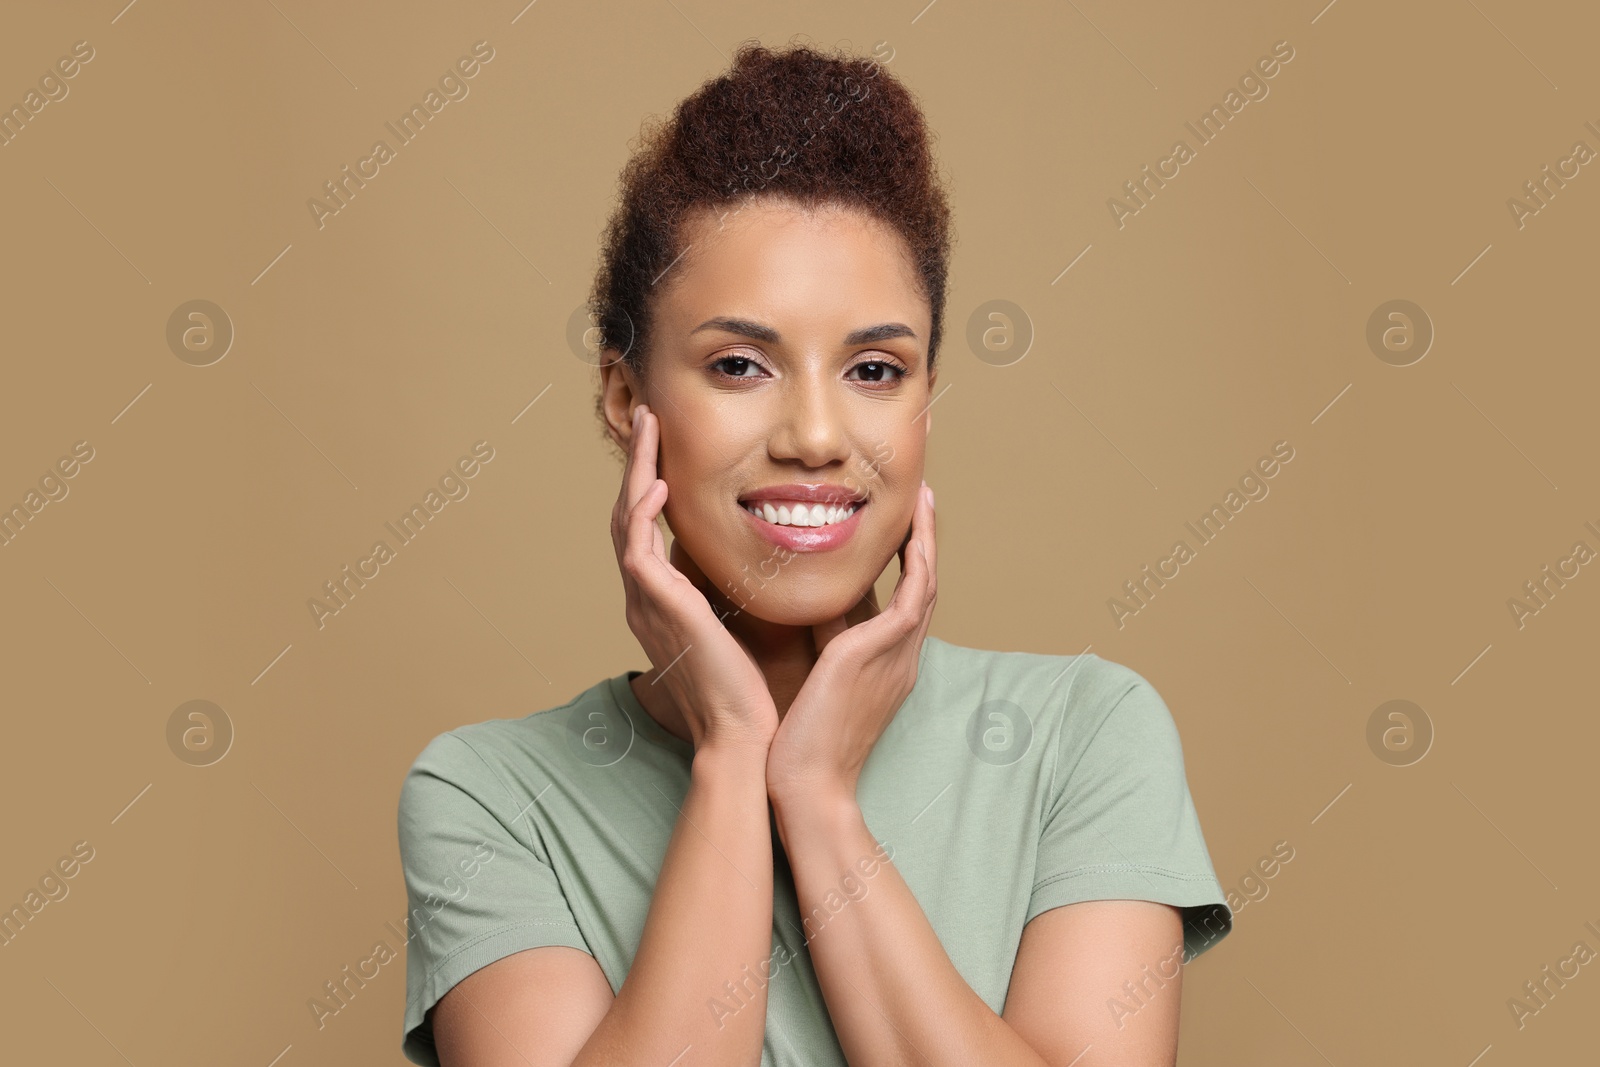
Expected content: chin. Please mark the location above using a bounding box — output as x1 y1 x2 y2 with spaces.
739 597 856 628
716 564 884 624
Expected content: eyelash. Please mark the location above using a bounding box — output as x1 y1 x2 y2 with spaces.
709 351 910 385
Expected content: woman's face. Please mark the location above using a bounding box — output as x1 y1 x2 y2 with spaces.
604 197 935 627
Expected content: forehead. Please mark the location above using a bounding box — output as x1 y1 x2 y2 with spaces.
657 199 928 329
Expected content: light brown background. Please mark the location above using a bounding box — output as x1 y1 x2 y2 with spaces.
2 0 1595 1063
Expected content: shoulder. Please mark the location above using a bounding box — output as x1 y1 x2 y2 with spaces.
924 634 1158 723
396 683 605 823
922 636 1180 765
401 674 615 778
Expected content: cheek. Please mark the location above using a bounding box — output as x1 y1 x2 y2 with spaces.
854 428 922 493
653 420 734 500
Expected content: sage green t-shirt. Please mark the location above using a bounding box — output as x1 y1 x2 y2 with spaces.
396 635 1232 1065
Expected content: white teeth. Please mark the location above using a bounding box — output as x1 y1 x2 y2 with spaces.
742 500 861 527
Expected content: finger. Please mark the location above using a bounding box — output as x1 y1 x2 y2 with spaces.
889 500 915 601
641 410 674 564
625 405 657 513
624 479 671 590
812 613 850 655
920 482 937 596
619 408 668 570
612 404 645 559
885 484 934 633
669 535 708 595
903 487 939 652
876 523 915 632
908 482 932 590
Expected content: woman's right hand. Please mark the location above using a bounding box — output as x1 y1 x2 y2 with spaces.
611 403 779 756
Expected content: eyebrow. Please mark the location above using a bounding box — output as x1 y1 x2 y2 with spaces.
690 317 918 347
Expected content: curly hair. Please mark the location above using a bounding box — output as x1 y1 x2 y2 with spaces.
588 37 954 450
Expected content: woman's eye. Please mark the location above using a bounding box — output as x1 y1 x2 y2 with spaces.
710 355 907 383
849 361 907 384
711 355 767 378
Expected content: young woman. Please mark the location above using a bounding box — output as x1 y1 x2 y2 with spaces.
398 40 1231 1067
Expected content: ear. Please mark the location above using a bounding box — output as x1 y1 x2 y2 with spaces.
599 357 643 449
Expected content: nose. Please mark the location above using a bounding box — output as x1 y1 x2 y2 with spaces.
767 366 851 468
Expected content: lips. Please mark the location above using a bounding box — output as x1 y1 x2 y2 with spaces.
736 493 866 552
737 483 868 507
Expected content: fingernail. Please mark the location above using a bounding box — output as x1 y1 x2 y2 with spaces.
632 406 641 431
927 485 935 508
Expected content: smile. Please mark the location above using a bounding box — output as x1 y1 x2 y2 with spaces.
739 500 861 527
736 498 867 552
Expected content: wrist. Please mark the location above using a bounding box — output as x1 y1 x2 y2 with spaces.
690 738 771 784
769 780 860 829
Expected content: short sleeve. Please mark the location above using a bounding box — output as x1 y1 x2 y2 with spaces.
397 731 594 1065
1029 671 1233 962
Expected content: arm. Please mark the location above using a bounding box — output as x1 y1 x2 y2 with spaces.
769 791 1185 1067
434 744 774 1067
1004 898 1185 1066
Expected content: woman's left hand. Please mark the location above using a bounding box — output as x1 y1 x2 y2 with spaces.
765 481 938 806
